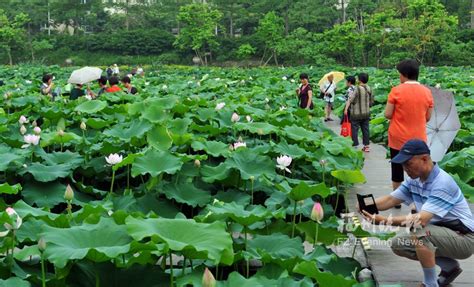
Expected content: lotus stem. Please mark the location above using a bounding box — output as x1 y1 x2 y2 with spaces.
95 266 100 287
250 178 254 205
244 226 249 278
66 202 72 219
182 257 186 277
169 253 174 287
41 254 46 287
322 166 326 184
109 169 116 194
127 165 130 190
291 200 297 237
314 223 319 248
215 264 219 280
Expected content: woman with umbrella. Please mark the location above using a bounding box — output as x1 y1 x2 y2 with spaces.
319 72 344 121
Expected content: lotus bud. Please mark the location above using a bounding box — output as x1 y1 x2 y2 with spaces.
32 120 37 127
19 115 28 125
20 125 27 135
38 237 47 252
231 112 240 123
64 184 74 202
58 129 64 137
80 122 86 131
257 128 264 135
194 159 201 168
310 202 324 223
202 267 217 287
33 126 41 135
319 159 327 166
249 176 255 182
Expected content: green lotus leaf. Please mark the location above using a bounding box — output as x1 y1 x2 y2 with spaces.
234 122 278 135
22 162 72 182
0 277 31 287
207 202 279 226
74 100 107 114
85 118 112 129
141 105 171 123
104 119 152 140
191 140 231 157
112 153 143 171
39 131 82 147
293 261 358 287
36 149 83 169
0 182 22 195
125 216 234 265
296 221 347 246
284 125 321 142
0 146 23 171
131 149 183 177
161 182 211 207
146 125 173 151
272 140 308 159
330 169 366 184
41 217 132 268
288 182 331 201
226 148 277 180
13 200 59 220
246 233 304 270
200 162 231 183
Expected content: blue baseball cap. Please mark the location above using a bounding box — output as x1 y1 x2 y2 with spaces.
391 139 431 164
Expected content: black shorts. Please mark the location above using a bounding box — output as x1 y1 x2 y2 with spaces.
390 148 404 182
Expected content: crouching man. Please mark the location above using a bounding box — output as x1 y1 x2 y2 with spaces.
359 139 474 287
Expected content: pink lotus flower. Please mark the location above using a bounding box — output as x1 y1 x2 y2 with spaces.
0 207 22 237
310 202 324 223
18 115 28 125
202 267 216 287
22 134 40 148
215 102 226 110
33 126 41 135
233 141 246 150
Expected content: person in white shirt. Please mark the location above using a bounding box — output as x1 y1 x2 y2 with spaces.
321 74 336 121
112 64 120 76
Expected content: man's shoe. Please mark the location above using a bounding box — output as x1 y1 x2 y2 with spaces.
438 266 462 287
395 204 402 209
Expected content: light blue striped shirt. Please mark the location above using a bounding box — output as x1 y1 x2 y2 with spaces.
391 164 474 232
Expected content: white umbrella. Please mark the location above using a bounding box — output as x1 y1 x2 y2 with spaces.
68 67 103 85
426 86 461 162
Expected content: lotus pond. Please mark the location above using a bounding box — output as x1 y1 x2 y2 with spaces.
0 65 470 287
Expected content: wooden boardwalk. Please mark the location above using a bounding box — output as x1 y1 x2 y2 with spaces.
324 118 474 287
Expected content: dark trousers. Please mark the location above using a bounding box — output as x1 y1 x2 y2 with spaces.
351 118 370 146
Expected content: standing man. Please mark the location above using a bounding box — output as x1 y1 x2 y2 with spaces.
344 73 373 152
360 139 473 287
385 59 433 208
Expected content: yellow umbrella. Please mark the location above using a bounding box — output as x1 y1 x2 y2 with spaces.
318 71 345 89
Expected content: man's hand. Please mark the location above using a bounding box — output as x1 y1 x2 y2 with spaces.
296 88 300 95
361 210 386 225
344 109 348 116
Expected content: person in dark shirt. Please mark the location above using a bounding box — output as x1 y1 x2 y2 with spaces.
121 76 138 95
70 84 85 100
296 73 313 109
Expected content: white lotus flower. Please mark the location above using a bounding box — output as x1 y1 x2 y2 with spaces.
33 126 41 135
246 115 252 122
249 76 253 80
279 106 287 111
291 79 296 83
276 155 292 173
233 141 247 150
231 112 240 123
105 153 123 165
19 115 28 125
85 94 92 100
435 83 441 89
22 134 40 148
145 82 150 86
0 207 22 237
215 102 226 110
265 98 270 103
20 125 27 135
25 80 32 84
58 129 64 137
162 85 168 90
282 76 287 80
187 81 193 85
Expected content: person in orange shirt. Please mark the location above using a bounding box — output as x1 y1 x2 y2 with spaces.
106 76 122 93
385 59 434 208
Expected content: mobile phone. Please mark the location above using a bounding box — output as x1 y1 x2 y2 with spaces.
357 193 379 214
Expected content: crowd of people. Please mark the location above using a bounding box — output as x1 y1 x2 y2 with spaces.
296 59 473 287
40 64 141 100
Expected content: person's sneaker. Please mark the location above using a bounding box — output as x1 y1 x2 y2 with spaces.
438 266 463 287
327 118 334 121
362 146 370 152
324 118 329 122
395 204 402 209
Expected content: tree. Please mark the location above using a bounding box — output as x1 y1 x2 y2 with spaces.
0 9 29 65
174 3 222 65
257 11 284 65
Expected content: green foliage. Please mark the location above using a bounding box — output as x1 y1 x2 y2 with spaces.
236 44 256 60
0 9 29 65
257 11 285 65
175 3 223 65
